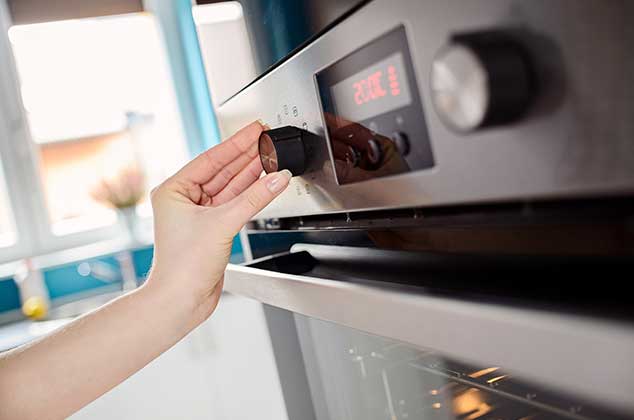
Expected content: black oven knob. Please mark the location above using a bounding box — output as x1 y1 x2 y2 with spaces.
431 31 535 132
390 131 410 156
366 138 383 166
259 125 308 175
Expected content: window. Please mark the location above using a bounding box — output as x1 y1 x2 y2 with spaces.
0 165 15 248
0 9 190 262
8 15 188 235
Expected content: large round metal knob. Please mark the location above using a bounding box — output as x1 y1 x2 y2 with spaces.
431 31 535 132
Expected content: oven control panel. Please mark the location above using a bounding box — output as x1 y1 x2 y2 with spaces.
216 0 634 219
316 26 434 185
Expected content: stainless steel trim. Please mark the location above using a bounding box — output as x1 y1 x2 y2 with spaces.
215 0 634 220
224 263 634 414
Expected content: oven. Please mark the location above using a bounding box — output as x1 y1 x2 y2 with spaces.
206 1 634 419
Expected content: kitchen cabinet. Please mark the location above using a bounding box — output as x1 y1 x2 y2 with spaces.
71 294 287 420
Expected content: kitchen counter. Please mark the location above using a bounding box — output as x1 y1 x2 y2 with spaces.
0 290 125 352
0 318 73 352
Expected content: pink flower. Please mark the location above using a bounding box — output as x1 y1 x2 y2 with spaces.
90 166 146 209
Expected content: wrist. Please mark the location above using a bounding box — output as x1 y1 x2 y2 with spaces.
139 270 213 332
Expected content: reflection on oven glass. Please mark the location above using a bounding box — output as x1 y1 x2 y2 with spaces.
294 314 624 420
326 115 410 184
316 25 435 185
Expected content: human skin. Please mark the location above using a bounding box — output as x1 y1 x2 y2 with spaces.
0 121 291 420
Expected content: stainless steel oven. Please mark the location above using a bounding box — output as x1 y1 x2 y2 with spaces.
224 238 634 420
205 1 634 419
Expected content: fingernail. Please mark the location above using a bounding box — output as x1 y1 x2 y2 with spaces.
266 170 292 193
257 119 270 130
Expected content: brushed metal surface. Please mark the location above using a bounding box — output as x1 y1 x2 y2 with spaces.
214 0 634 220
224 261 634 415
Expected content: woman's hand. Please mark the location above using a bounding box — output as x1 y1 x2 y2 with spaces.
0 121 291 420
147 121 291 321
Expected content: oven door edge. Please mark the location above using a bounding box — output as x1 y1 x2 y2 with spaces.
224 258 634 414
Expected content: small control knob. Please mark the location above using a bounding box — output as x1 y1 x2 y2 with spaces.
366 139 383 166
431 31 535 132
259 125 308 175
390 131 410 156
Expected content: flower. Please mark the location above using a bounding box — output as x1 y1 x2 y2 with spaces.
91 166 146 209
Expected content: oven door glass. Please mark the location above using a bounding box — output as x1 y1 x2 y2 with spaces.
224 243 633 420
261 307 627 420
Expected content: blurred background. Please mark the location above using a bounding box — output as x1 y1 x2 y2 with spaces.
3 2 634 420
0 0 256 249
0 1 277 419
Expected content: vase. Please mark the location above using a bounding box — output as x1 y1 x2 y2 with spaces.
117 206 139 244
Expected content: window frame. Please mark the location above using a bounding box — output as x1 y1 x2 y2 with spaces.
0 2 152 265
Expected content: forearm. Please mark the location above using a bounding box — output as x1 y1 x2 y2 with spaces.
0 273 207 420
0 121 287 419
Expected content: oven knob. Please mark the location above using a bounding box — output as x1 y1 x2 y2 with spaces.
259 125 307 175
366 138 383 166
431 31 535 132
390 131 410 156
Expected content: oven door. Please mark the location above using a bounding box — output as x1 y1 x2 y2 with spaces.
223 244 634 420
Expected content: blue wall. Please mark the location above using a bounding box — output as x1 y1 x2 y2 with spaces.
0 278 20 312
0 246 157 313
148 0 220 153
44 255 122 300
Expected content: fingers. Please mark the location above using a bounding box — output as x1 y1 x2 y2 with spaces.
211 157 263 206
201 141 259 197
223 170 292 233
174 121 263 185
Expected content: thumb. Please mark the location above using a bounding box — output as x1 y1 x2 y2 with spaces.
224 169 292 233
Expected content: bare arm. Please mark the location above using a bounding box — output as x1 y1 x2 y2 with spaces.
0 121 291 420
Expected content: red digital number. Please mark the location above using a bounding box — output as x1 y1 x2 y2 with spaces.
353 81 364 105
368 71 387 99
359 79 370 102
353 70 388 106
388 65 400 96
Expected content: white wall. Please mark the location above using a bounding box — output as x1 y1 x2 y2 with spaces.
71 294 288 420
194 2 257 107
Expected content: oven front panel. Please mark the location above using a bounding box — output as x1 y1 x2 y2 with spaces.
215 0 634 219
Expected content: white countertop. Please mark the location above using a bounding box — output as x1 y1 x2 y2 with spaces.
0 317 73 352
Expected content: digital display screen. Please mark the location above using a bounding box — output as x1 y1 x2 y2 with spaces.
330 52 412 123
316 26 434 185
